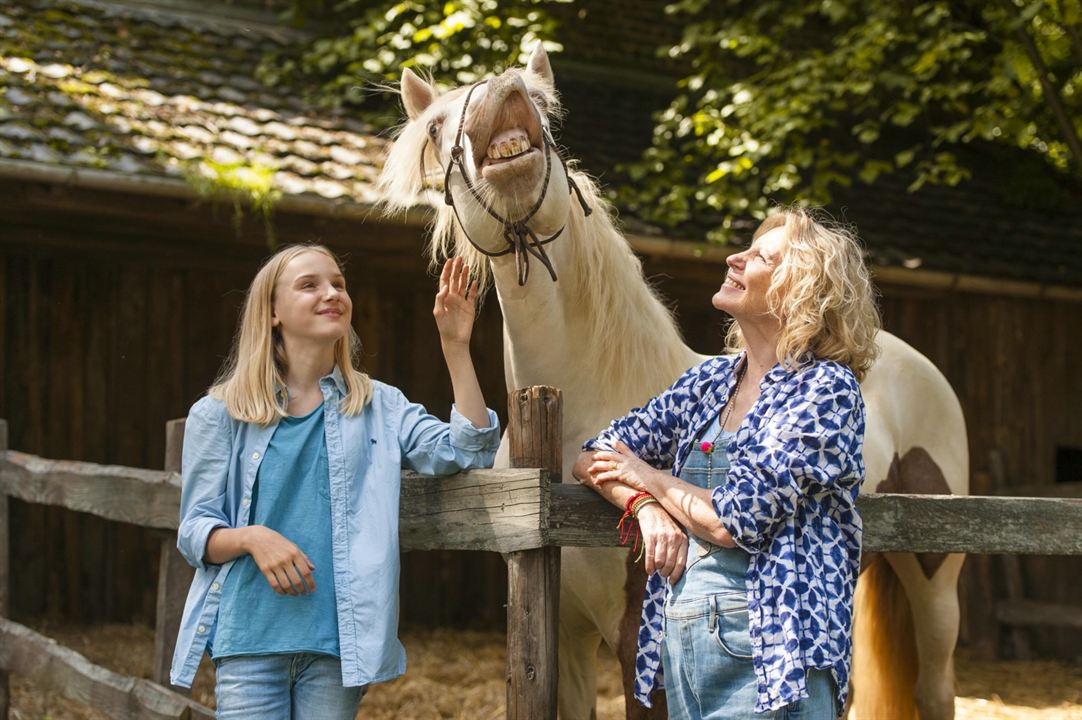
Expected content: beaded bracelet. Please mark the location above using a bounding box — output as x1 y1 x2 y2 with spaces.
618 491 656 561
631 495 658 517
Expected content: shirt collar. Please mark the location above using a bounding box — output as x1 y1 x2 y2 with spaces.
321 365 348 396
274 365 348 402
763 352 814 385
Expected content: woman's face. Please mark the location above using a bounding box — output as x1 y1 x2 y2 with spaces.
272 251 353 345
712 225 786 321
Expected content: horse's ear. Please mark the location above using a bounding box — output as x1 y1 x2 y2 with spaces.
401 68 436 120
526 42 554 87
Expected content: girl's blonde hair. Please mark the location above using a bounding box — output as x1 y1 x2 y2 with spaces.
210 244 372 425
726 207 881 381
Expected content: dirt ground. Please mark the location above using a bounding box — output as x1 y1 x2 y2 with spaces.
9 621 1082 719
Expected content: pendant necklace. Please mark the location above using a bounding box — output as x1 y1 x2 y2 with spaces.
699 362 746 474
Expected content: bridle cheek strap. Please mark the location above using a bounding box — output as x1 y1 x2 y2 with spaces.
437 80 592 286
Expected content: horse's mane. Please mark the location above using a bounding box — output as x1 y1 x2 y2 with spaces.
378 94 696 405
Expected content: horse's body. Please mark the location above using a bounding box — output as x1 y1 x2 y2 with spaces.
379 46 968 720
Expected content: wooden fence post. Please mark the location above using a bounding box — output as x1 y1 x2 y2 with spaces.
152 419 193 689
0 419 9 719
506 387 561 720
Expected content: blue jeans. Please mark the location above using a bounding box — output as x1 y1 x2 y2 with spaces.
662 593 837 719
214 653 365 719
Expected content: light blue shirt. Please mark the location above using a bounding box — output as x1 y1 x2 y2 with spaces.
170 366 501 688
211 401 339 660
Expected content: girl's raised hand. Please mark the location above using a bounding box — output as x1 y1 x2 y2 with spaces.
433 257 477 347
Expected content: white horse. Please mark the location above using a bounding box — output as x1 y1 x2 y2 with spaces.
378 44 969 720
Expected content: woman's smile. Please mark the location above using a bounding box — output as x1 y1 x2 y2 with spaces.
722 274 746 291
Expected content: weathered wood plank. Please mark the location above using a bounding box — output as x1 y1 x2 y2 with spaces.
152 420 194 691
997 600 1082 629
4 447 1082 555
399 469 547 553
548 485 1082 555
0 450 548 552
506 386 561 720
0 452 181 530
858 493 1082 555
0 618 214 720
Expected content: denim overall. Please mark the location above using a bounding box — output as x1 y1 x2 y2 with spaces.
661 414 837 719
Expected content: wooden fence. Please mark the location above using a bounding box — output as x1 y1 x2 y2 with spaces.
1 387 1082 719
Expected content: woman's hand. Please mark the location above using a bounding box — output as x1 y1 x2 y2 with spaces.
433 257 477 348
636 502 689 583
587 440 658 494
242 525 316 596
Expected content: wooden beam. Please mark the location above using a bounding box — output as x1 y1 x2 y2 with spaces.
152 420 194 691
506 386 561 720
399 468 548 553
0 451 181 530
859 493 1082 554
0 618 213 720
548 485 1082 555
997 600 1082 630
3 448 1082 555
0 451 549 552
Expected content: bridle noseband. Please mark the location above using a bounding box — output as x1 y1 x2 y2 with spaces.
436 80 592 286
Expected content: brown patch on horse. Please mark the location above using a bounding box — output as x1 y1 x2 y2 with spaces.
875 447 952 580
619 552 668 719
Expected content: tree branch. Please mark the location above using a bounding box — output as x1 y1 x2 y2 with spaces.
1001 0 1082 172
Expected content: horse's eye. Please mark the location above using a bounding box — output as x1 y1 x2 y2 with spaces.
427 121 440 139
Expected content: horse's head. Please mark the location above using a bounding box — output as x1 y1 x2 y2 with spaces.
380 45 588 287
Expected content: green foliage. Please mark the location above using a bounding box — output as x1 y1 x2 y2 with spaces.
620 0 1082 242
262 1 565 124
184 160 282 247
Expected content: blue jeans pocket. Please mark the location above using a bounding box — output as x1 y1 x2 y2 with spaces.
712 595 754 660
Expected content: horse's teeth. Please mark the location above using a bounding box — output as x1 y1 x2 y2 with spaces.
486 135 530 160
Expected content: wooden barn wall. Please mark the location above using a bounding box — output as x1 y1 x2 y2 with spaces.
0 181 511 630
2 180 1080 657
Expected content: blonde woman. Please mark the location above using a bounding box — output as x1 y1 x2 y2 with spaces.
575 208 880 719
169 246 499 718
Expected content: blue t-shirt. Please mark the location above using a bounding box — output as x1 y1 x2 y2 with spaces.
211 401 339 659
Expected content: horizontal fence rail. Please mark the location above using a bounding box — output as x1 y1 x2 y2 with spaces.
0 618 213 720
3 450 1082 555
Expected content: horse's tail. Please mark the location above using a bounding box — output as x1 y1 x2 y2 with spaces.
850 556 918 719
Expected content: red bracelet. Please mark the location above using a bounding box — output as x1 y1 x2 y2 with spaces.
624 491 653 515
617 491 654 561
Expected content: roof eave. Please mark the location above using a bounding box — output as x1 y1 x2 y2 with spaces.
3 158 1080 302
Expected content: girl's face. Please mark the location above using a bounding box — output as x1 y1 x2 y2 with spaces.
712 225 786 320
272 251 352 344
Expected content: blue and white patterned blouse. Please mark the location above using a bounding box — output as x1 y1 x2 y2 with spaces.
583 352 865 714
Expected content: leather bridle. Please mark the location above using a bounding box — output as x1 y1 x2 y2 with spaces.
435 80 592 286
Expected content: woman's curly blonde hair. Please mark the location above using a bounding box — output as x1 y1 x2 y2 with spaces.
725 207 881 381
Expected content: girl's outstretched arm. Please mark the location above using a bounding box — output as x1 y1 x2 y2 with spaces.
433 257 489 428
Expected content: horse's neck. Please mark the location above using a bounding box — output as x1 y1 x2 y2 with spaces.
490 217 702 434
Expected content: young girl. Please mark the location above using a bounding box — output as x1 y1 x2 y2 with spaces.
169 245 500 718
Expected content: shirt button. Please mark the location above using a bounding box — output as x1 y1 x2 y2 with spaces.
197 624 207 633
211 582 220 592
242 497 250 507
251 451 260 460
